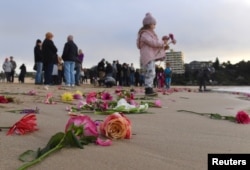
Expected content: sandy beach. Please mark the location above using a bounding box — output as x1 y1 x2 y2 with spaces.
0 82 250 170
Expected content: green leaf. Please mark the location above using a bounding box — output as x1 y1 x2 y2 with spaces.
63 130 83 148
18 150 38 162
94 110 117 115
81 136 97 145
38 132 65 157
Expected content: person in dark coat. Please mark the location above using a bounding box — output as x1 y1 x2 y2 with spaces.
18 64 26 83
97 58 106 86
61 35 78 87
198 66 210 92
42 32 58 85
34 39 43 84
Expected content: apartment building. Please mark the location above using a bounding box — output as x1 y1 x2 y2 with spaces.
165 50 185 74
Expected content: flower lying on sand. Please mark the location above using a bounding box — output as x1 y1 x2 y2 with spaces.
7 107 40 114
236 111 250 124
95 98 149 115
73 90 83 100
17 113 130 169
100 112 132 139
0 96 14 103
0 96 9 103
141 99 162 108
44 93 56 104
0 114 38 135
177 110 250 124
27 90 37 95
61 92 73 102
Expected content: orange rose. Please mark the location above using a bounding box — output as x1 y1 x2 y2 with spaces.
100 112 131 139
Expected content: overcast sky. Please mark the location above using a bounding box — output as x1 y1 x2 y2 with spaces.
1 0 250 72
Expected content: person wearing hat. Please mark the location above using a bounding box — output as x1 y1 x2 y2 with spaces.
9 56 16 83
34 39 43 84
137 13 170 96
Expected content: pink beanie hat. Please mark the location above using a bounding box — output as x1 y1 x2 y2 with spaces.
143 13 156 26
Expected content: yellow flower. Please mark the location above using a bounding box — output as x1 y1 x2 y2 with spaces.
75 90 82 95
61 92 73 102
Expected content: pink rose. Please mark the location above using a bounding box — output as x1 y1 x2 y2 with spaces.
162 35 169 41
236 111 250 124
65 115 98 137
73 93 83 100
154 99 162 107
100 112 132 139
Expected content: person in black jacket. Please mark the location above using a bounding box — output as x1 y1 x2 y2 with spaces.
42 32 58 85
34 39 43 84
18 64 26 83
62 35 78 87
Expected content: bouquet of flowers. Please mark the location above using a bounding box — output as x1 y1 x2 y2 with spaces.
17 112 131 170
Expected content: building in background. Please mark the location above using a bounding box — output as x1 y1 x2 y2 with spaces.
165 50 185 74
186 61 213 73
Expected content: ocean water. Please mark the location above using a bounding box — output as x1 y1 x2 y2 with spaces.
212 86 250 94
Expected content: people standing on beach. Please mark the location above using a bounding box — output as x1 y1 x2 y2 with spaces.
164 62 172 89
18 63 26 83
62 35 78 87
2 58 13 82
34 39 43 84
57 56 64 85
42 32 58 85
130 63 135 86
156 67 165 88
75 49 84 86
137 13 169 96
9 56 16 83
97 58 106 86
116 60 122 86
198 65 210 92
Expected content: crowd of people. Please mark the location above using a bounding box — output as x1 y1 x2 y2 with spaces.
1 56 26 83
1 12 177 96
33 32 86 87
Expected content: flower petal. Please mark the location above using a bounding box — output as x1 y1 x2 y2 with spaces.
96 138 112 146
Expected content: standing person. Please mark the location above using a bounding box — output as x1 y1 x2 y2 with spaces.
112 60 117 83
62 35 78 87
164 62 172 89
105 61 113 77
2 58 12 82
34 39 43 84
130 63 135 86
116 60 122 86
42 32 58 85
18 63 26 83
137 13 169 95
157 67 165 88
75 49 84 86
97 58 106 86
57 56 64 85
9 56 16 83
135 69 140 86
198 65 210 92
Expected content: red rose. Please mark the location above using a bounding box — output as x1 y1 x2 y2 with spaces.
236 111 250 124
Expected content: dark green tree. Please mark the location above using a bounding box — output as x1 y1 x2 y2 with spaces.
213 57 220 70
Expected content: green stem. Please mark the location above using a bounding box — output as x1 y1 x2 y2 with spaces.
177 110 207 116
0 127 11 131
17 135 66 170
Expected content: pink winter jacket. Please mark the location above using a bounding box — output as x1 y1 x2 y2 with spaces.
137 30 166 66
